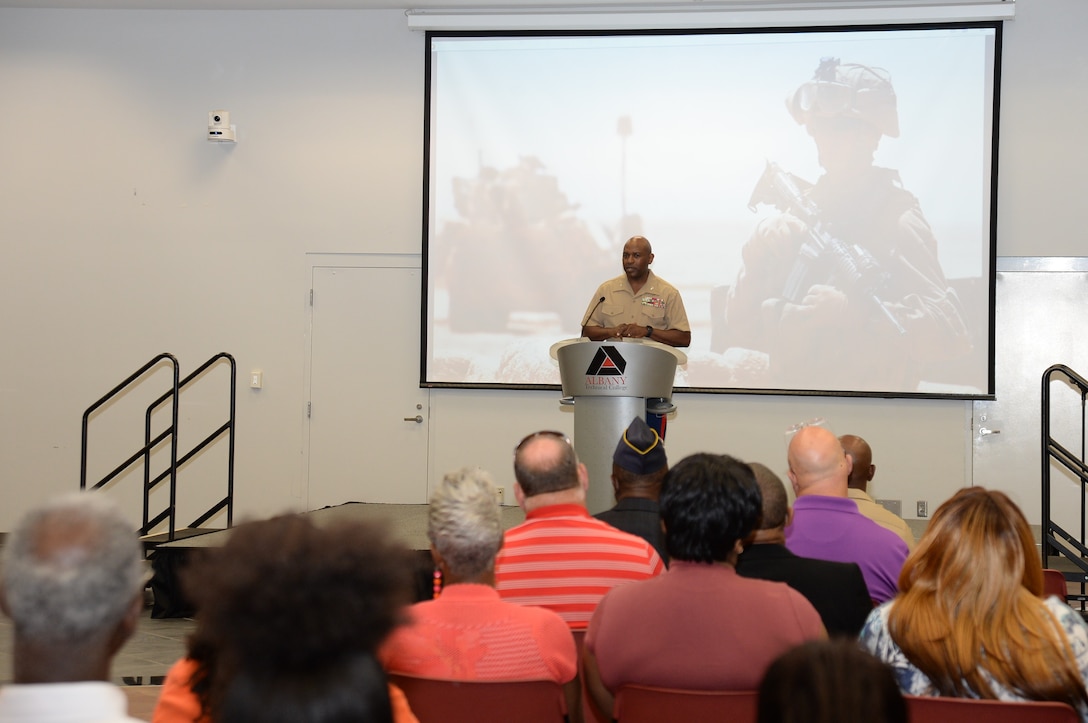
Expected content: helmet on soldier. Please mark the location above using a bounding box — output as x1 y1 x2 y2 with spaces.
787 57 899 138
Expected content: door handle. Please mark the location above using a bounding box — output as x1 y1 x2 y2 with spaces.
404 415 423 424
978 426 1001 436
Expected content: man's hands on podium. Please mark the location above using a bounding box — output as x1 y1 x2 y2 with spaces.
581 323 645 340
581 324 690 348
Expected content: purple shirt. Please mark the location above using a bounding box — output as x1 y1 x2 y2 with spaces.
785 495 909 603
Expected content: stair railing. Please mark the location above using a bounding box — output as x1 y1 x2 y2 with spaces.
141 352 236 540
80 352 236 543
81 353 180 507
1041 363 1088 606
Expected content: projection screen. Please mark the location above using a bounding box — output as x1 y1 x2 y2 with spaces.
422 23 998 398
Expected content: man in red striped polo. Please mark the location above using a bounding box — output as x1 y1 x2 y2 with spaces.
494 431 665 630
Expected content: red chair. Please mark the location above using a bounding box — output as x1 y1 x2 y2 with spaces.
570 629 598 723
1043 568 1068 600
613 685 759 723
388 673 568 723
905 694 1078 723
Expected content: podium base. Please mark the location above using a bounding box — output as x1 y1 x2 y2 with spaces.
574 396 645 515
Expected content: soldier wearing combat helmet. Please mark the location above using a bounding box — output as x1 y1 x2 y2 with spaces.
786 58 900 179
788 57 900 138
720 57 970 393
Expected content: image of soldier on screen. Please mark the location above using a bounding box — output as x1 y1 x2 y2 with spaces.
718 57 972 393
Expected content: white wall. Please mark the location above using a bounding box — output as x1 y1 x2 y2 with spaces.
0 1 1084 531
996 0 1088 253
0 9 425 528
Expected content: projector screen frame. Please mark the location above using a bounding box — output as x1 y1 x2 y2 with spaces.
419 21 1000 401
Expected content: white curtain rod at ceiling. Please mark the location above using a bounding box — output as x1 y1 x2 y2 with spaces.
405 1 1015 31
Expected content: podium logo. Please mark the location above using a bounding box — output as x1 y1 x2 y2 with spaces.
585 346 629 390
586 346 627 376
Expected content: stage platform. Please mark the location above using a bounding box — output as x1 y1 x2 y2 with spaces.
154 502 528 552
147 502 528 616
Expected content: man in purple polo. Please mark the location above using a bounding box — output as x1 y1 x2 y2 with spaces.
784 425 908 603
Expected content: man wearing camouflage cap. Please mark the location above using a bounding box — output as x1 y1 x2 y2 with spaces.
594 416 669 564
722 57 971 392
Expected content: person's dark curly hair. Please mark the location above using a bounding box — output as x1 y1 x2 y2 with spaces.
659 453 762 564
758 639 907 723
218 652 393 723
180 514 414 721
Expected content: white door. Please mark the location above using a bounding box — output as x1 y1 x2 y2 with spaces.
306 264 429 508
972 258 1088 527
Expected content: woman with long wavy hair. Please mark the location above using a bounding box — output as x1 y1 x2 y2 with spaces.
860 487 1088 718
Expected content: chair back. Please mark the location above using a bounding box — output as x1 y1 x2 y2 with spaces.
388 673 568 723
905 695 1079 723
1043 568 1068 600
613 685 758 723
571 629 599 723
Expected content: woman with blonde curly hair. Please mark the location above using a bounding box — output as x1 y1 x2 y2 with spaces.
860 486 1088 718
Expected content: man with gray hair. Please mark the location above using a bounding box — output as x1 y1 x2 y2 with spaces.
0 492 146 722
382 467 576 686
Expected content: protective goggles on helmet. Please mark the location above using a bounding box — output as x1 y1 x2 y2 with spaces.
789 77 899 138
797 80 890 118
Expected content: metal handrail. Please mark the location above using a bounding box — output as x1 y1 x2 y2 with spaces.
1041 364 1088 602
81 353 180 494
142 352 236 540
81 352 236 544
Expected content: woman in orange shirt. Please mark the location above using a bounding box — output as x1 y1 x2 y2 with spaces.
150 514 418 723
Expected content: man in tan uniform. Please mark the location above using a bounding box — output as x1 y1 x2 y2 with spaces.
581 236 691 348
840 434 916 550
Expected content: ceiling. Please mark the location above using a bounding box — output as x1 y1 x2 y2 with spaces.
0 0 1004 10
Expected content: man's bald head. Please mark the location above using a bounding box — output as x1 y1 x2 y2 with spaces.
839 434 875 491
749 462 789 530
626 235 653 255
787 426 851 498
621 236 654 285
514 432 580 498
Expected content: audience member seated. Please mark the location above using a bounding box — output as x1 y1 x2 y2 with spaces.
594 417 670 564
757 639 907 723
737 462 873 637
0 493 147 723
860 487 1088 718
784 425 908 603
152 514 417 723
494 431 664 630
382 467 576 687
839 434 916 549
583 453 825 718
155 655 418 723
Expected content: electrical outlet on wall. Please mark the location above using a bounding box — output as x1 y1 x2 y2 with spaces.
916 500 928 518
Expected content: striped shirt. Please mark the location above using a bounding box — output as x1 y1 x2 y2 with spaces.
494 503 665 629
381 584 576 683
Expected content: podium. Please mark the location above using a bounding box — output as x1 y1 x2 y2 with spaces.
550 338 686 514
